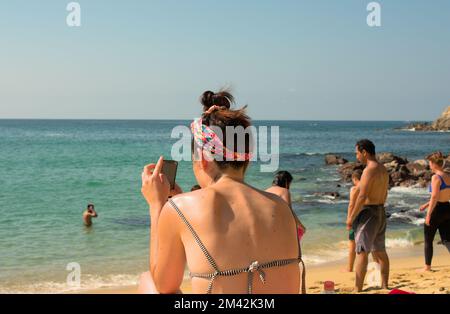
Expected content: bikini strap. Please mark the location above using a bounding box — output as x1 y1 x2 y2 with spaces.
168 198 220 274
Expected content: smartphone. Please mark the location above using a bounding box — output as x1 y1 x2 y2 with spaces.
161 160 178 190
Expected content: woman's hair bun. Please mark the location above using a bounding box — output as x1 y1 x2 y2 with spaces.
200 89 234 112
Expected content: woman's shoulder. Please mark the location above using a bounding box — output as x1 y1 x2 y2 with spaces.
265 185 289 196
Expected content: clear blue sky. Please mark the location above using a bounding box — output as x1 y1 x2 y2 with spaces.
0 0 449 120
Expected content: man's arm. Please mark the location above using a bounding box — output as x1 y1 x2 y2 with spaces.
347 187 359 220
348 167 374 224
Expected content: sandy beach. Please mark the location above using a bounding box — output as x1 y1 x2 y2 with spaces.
79 245 449 295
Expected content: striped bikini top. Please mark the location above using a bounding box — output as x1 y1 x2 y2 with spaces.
168 198 306 294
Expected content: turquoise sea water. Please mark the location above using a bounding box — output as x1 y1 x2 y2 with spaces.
0 119 448 293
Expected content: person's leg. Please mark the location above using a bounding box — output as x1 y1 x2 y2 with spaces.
371 206 388 288
372 251 389 289
347 240 356 272
438 216 450 254
371 252 379 264
353 208 374 291
355 251 368 292
424 222 438 270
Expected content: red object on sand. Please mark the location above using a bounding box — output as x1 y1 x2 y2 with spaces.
323 281 335 292
389 289 416 294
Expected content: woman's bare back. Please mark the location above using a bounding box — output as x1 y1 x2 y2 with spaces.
171 179 301 294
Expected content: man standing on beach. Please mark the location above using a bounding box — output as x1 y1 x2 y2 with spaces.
346 139 390 292
83 204 98 227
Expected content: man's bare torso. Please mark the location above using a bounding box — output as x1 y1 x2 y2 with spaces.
364 161 389 206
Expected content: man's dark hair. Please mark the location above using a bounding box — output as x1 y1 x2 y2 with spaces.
356 139 376 156
87 204 94 210
272 171 293 188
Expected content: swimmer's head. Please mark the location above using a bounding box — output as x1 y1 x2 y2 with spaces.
87 204 95 210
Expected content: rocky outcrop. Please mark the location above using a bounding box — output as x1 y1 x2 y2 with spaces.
432 106 450 130
401 106 450 131
330 152 450 188
338 162 364 182
325 154 348 165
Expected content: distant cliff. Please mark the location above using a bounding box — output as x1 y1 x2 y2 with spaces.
401 106 450 131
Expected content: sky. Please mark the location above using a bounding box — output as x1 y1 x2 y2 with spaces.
0 0 449 120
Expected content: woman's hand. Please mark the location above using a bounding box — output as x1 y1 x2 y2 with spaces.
419 203 429 212
425 214 431 226
141 156 170 212
170 183 183 198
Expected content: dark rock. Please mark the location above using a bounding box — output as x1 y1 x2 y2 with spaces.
406 160 429 177
445 156 450 173
335 152 446 188
338 162 364 182
378 152 408 165
325 154 348 165
422 170 433 182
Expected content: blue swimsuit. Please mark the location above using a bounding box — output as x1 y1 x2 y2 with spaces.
429 174 450 193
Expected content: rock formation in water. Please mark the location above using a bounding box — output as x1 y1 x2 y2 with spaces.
402 106 450 131
325 153 450 188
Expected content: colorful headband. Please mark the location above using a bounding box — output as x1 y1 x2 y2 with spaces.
191 118 253 161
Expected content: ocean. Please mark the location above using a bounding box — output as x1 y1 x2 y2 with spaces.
0 119 448 293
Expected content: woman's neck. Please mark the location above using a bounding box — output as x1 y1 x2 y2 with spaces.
214 170 245 184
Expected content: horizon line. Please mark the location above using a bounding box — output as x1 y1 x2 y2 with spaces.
0 118 432 123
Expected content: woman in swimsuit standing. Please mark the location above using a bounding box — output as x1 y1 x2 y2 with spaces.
419 151 450 272
139 90 305 294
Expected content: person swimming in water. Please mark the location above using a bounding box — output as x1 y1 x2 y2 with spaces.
83 204 98 227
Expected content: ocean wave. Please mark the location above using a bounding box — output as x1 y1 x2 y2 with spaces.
302 250 348 266
385 237 415 248
389 186 428 196
0 273 140 294
389 211 424 226
279 152 349 158
316 177 341 182
315 199 348 205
